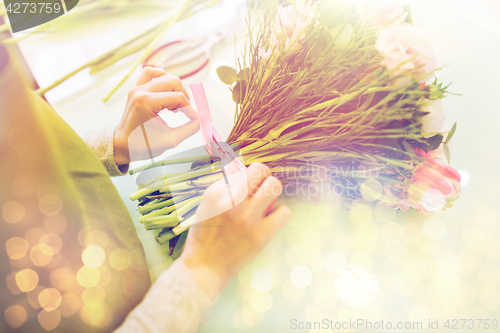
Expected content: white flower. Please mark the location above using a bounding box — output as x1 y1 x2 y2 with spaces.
420 99 447 136
375 25 436 86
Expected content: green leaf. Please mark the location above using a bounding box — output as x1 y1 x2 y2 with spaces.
402 4 413 25
217 66 238 85
426 134 443 151
402 141 417 159
445 122 457 144
330 23 353 48
232 80 247 104
237 68 251 81
444 143 451 165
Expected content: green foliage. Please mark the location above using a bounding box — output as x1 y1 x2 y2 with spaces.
426 134 444 151
217 66 238 85
232 80 247 104
402 4 413 25
446 122 457 144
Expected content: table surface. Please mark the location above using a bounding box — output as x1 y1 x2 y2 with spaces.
16 1 500 332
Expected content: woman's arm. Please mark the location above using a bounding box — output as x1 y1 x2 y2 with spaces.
83 127 130 176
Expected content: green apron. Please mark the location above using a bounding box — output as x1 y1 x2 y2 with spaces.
0 46 150 332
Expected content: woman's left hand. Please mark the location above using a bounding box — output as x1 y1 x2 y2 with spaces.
114 67 199 165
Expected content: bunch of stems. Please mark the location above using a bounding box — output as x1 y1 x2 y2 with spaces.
129 0 450 251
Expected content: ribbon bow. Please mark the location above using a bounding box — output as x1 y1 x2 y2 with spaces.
190 83 247 176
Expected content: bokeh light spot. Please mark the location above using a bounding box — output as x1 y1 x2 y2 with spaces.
39 194 63 217
59 293 81 318
38 309 61 331
82 286 106 308
349 202 373 225
50 268 75 291
251 269 274 292
422 218 446 240
290 265 313 288
15 268 39 292
80 304 112 328
82 246 105 268
250 291 273 312
324 251 347 273
6 237 29 260
3 201 25 224
43 215 67 234
39 233 63 255
4 305 28 329
30 244 53 267
109 248 130 271
458 170 470 186
77 266 101 288
38 288 62 312
27 286 45 309
11 174 35 197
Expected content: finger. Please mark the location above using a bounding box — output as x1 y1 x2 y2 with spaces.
167 120 200 147
246 162 271 197
173 104 199 121
261 205 291 238
141 74 190 101
137 67 167 86
210 162 268 210
251 176 283 216
145 92 196 118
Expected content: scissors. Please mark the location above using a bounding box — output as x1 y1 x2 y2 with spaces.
143 21 244 79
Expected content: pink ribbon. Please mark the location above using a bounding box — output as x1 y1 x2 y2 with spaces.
190 83 276 214
190 83 247 175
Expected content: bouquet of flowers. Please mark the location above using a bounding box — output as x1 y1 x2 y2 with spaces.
129 0 461 254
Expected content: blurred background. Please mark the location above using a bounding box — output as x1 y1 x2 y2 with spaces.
2 0 500 332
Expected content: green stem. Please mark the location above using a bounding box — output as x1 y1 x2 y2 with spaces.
172 214 197 235
129 155 214 175
34 25 158 96
139 193 196 221
156 230 176 245
143 215 181 230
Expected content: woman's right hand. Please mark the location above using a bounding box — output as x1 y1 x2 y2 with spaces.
169 162 291 299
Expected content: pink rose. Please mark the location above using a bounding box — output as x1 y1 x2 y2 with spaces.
375 25 436 87
370 2 407 27
259 0 317 61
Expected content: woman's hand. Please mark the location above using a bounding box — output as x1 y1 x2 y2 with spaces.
170 162 291 299
114 67 199 165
